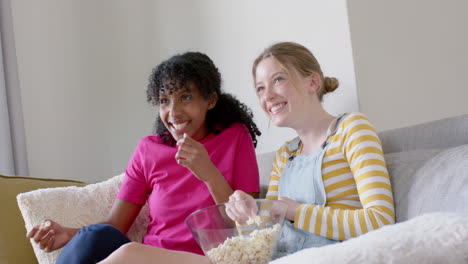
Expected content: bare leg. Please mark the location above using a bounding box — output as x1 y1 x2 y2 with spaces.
97 242 211 264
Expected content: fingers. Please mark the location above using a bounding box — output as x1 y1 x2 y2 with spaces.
175 133 209 169
235 199 257 218
27 220 56 251
229 190 252 202
226 191 258 223
225 203 249 224
226 203 256 224
175 134 195 162
278 196 293 202
26 225 40 238
32 225 50 243
176 157 188 167
39 229 55 251
176 133 194 149
225 204 241 221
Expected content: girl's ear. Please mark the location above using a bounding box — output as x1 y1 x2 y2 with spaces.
207 92 218 110
306 72 321 94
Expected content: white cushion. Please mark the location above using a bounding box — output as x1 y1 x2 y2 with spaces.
271 213 468 264
16 173 149 264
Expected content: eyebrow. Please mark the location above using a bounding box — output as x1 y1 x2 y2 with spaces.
255 71 285 86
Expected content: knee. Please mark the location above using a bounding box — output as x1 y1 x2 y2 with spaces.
81 224 120 238
117 242 140 253
109 242 141 259
90 224 119 234
73 224 127 249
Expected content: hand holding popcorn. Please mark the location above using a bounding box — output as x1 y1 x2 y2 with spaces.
175 133 217 182
226 190 258 225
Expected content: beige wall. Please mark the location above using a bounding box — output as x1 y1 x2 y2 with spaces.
11 0 357 182
347 0 468 131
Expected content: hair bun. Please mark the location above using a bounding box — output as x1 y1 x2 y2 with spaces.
323 77 339 94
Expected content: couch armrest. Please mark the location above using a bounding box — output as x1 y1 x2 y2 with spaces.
0 175 85 264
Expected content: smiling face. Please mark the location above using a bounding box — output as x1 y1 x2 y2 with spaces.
254 57 311 128
159 81 216 141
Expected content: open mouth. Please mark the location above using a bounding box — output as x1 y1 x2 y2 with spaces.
171 121 189 133
269 102 287 115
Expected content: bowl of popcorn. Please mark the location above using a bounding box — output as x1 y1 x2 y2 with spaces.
185 199 288 264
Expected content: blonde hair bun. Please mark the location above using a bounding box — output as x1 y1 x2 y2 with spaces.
323 77 339 94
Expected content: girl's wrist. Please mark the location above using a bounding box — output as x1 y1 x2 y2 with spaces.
202 163 221 183
65 227 80 240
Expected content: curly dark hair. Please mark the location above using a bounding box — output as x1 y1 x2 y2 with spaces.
147 51 261 147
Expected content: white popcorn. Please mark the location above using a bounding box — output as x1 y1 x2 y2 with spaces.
41 220 51 228
246 215 262 225
206 223 281 264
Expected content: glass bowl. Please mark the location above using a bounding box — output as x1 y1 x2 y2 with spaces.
185 199 287 264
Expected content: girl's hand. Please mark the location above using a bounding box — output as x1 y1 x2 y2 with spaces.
278 197 300 221
26 220 72 252
175 133 217 182
226 190 258 224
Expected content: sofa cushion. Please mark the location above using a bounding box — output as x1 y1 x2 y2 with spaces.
0 175 85 264
16 173 149 264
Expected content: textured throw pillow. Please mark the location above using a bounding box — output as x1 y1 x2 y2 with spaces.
384 148 444 221
384 144 468 222
16 173 150 264
406 144 468 218
271 213 468 264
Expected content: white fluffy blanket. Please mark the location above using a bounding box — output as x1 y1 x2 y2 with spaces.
271 213 468 264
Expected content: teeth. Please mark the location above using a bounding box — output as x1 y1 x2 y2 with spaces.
270 103 286 114
173 122 188 130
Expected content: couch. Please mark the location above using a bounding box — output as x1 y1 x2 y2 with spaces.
3 114 468 263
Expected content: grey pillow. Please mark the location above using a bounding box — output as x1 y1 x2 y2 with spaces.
406 144 468 219
385 144 468 222
384 148 444 222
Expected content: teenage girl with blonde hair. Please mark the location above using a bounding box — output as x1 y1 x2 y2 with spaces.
229 41 396 257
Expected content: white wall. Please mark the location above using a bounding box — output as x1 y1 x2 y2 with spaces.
11 0 358 182
347 0 468 131
11 1 157 182
167 0 359 154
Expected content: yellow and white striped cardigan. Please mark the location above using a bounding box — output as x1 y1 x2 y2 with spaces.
266 112 395 241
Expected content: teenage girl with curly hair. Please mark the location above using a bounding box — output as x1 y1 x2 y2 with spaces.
27 51 261 264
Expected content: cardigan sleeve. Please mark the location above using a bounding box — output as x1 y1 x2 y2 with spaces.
293 113 396 240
